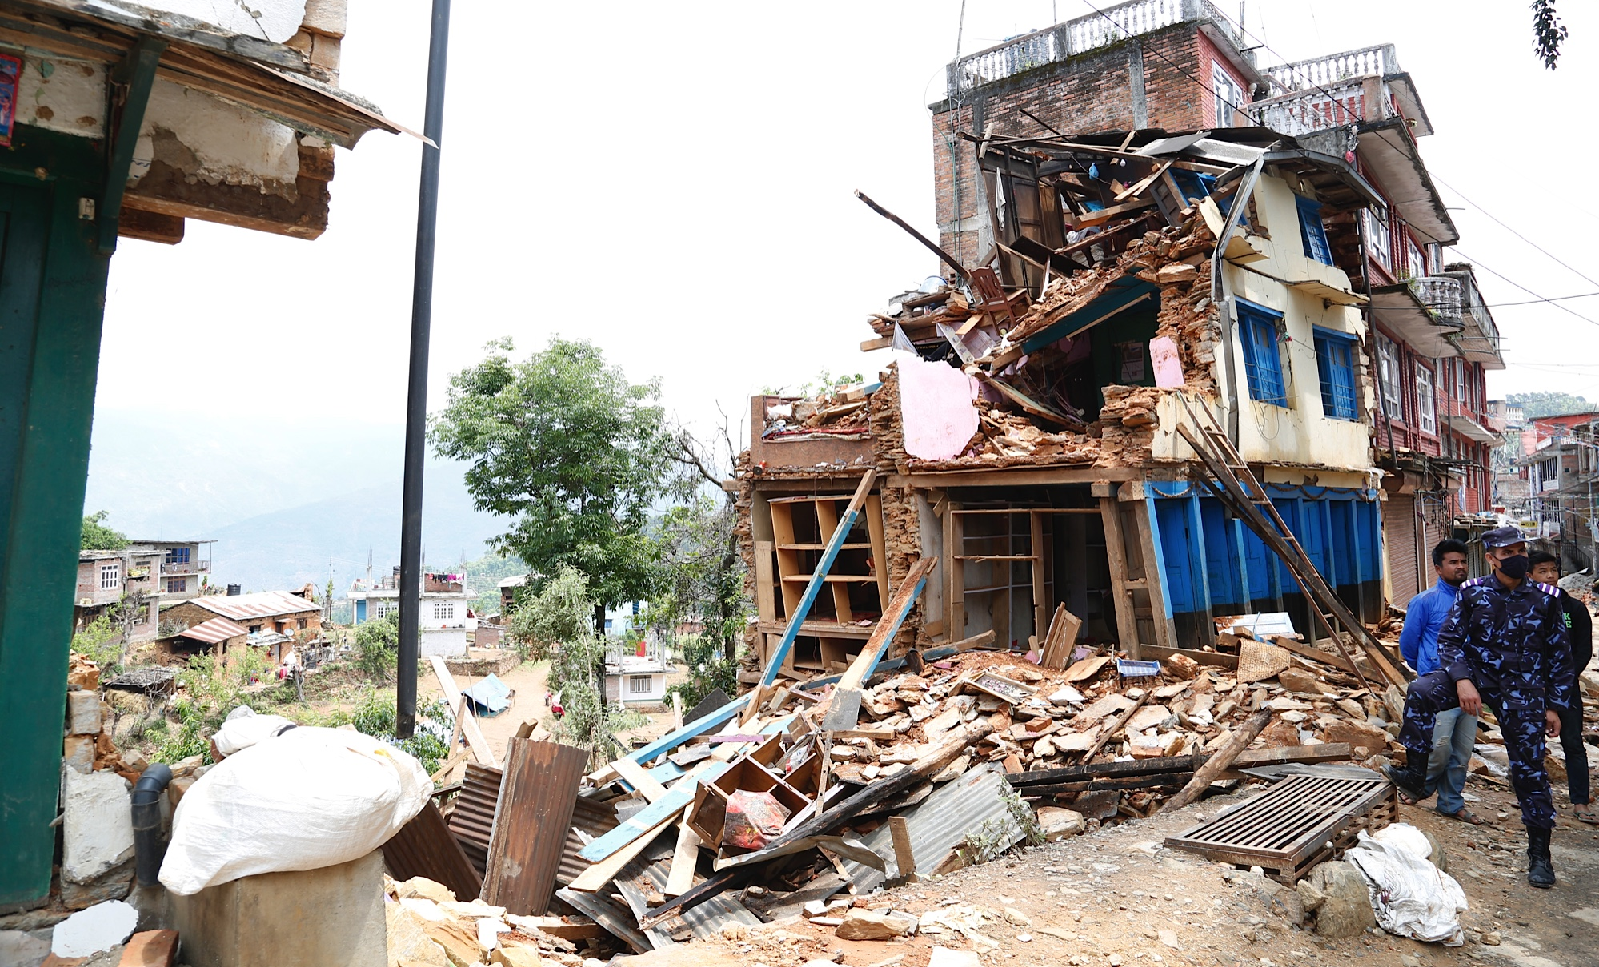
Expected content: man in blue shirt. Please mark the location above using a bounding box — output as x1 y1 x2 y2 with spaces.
1398 539 1482 824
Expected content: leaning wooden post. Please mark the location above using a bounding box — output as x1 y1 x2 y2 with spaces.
1160 708 1272 813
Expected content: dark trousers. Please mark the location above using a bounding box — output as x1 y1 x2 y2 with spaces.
1398 670 1555 829
1558 699 1590 805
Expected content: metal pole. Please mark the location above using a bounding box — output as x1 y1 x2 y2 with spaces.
398 0 453 738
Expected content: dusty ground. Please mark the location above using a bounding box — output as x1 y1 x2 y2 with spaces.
625 772 1599 967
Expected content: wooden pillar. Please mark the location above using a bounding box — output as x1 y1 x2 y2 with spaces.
1098 484 1139 658
1127 483 1179 654
0 130 114 905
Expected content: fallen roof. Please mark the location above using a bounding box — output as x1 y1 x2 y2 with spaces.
190 590 320 620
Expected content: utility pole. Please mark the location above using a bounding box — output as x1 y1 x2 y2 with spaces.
398 0 453 738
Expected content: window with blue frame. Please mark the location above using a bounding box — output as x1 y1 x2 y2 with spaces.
1313 327 1358 421
1296 195 1334 266
165 546 190 565
1236 300 1288 406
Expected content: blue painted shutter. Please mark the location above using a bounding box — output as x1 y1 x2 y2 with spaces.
1296 196 1333 265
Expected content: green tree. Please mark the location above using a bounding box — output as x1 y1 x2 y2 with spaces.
71 615 123 672
430 337 673 629
354 612 401 681
647 496 747 660
508 565 595 659
1533 0 1568 68
81 510 128 551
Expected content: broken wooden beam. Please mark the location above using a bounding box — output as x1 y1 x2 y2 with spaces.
1161 708 1273 813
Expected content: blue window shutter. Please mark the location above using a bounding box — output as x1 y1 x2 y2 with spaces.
1296 196 1333 266
1236 300 1287 407
1312 328 1358 420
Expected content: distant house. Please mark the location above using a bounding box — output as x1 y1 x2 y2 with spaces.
74 547 162 641
161 589 322 664
604 647 672 706
131 539 216 600
348 567 476 658
498 574 528 613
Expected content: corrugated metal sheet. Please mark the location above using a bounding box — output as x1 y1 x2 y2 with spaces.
624 853 759 944
557 796 619 888
190 590 320 620
380 800 482 900
449 763 503 877
842 763 1020 892
556 887 651 954
483 739 588 916
176 616 247 644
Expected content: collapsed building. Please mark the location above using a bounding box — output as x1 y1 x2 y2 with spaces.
738 127 1393 675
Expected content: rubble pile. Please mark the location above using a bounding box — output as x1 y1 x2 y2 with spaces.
385 875 599 967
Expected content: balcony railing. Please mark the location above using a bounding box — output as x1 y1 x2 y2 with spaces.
1246 78 1370 138
1262 44 1400 95
162 560 210 575
1409 276 1462 325
946 0 1245 98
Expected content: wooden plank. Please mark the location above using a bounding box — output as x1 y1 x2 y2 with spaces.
580 763 732 861
754 540 777 623
1076 688 1151 762
623 695 746 767
482 739 588 915
1270 635 1360 676
759 470 878 689
1031 513 1048 644
664 807 701 898
946 501 965 641
612 757 668 803
1161 709 1273 813
431 656 496 768
1137 644 1239 670
1039 604 1082 671
824 558 937 729
888 816 916 882
1100 496 1139 657
567 820 673 893
1133 496 1176 657
861 335 893 352
1009 744 1353 789
866 494 890 611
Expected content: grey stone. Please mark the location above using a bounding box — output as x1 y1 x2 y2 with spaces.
67 690 103 735
61 768 134 885
0 929 51 967
61 858 135 910
1295 861 1376 938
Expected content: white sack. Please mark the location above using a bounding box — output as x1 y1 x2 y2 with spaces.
1345 823 1467 945
212 705 297 756
159 726 429 894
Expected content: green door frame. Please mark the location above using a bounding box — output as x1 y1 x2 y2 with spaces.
0 125 114 906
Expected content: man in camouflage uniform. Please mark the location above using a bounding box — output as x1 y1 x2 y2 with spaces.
1384 526 1572 888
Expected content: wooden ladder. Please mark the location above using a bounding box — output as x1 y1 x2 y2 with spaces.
1174 401 1408 691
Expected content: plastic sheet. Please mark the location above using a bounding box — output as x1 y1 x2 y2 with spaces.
1345 823 1467 945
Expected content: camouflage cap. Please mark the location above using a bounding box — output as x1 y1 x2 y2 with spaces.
1481 525 1526 549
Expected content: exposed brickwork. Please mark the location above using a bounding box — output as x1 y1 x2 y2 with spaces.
930 23 1248 259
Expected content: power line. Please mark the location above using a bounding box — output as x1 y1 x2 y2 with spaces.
1451 248 1599 329
1077 0 1245 119
1431 173 1599 291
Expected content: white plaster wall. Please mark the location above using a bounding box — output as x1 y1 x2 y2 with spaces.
5 53 106 138
131 79 300 193
420 628 467 658
147 0 309 43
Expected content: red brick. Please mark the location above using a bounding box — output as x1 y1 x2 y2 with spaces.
119 931 179 967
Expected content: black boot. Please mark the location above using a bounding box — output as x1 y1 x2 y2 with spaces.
1382 764 1425 803
1527 825 1556 889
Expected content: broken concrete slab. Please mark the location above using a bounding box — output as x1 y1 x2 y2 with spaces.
835 909 916 940
67 691 103 735
61 769 134 885
50 901 137 959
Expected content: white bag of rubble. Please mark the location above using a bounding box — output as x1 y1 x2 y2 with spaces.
1344 823 1467 945
160 725 430 894
212 705 298 756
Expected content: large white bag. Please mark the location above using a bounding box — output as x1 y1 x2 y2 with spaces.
1345 823 1468 945
159 725 430 894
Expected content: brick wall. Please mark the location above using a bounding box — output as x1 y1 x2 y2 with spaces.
930 24 1225 260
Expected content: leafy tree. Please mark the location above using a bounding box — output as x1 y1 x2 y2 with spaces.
665 633 739 712
1507 392 1595 420
1533 0 1568 69
430 337 674 628
647 496 747 662
71 616 123 673
508 565 594 659
354 612 401 681
81 510 128 551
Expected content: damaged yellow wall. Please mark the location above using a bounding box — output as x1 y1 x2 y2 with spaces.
1193 172 1372 476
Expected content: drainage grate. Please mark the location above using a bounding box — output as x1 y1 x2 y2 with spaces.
1165 773 1394 881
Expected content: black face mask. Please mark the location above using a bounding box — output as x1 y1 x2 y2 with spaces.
1498 554 1531 580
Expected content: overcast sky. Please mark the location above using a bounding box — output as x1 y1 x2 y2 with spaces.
93 1 1599 449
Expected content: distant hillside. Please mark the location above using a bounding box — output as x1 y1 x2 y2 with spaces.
209 463 507 594
84 409 510 594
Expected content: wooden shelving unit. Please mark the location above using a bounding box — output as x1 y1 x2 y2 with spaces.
760 492 889 674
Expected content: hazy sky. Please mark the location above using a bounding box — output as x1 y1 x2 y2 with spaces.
93 1 1599 449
